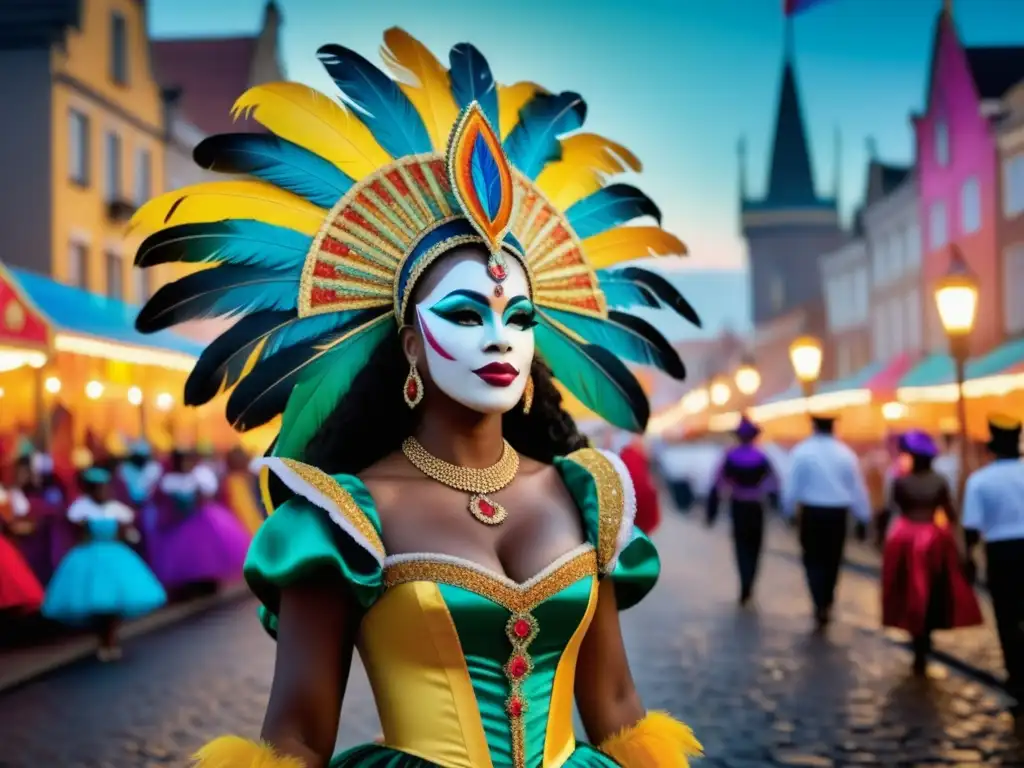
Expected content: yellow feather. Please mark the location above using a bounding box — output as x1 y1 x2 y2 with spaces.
581 226 688 269
231 82 392 179
130 181 325 237
379 28 460 151
192 735 304 767
536 133 642 209
598 711 703 767
498 81 545 140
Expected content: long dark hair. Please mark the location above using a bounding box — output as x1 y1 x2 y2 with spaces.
304 249 590 475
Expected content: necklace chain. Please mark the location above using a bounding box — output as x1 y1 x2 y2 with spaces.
401 437 519 494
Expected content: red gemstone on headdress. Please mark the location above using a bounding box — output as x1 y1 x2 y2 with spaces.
489 262 507 281
508 656 528 678
477 498 496 517
507 697 524 717
513 618 531 638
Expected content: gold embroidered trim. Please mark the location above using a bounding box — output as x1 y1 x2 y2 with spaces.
383 549 597 612
566 448 623 574
276 459 385 557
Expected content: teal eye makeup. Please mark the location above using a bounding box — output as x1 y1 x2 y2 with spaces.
504 297 537 329
429 290 489 326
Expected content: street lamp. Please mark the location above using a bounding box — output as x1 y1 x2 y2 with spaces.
789 335 823 398
934 245 978 503
710 376 731 408
735 359 761 397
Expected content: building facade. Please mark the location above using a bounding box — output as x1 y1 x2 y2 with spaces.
0 0 165 301
914 6 1024 357
819 227 871 380
861 165 922 366
996 80 1024 339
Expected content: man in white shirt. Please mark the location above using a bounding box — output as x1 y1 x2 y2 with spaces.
962 414 1024 712
782 412 871 631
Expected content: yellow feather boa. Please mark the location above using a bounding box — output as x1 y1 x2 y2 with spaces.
191 736 305 767
598 711 703 767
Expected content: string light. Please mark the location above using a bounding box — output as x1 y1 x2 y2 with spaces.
127 386 143 406
44 376 61 394
155 392 174 411
881 401 907 421
85 380 104 400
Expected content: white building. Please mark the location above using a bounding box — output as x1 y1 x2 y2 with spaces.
819 224 871 380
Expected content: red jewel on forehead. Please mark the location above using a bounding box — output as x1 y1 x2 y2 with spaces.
494 285 504 297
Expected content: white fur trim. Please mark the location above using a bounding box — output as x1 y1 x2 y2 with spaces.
256 458 383 566
598 448 637 572
67 496 134 523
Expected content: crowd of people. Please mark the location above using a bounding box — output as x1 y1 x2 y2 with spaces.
704 411 1024 716
0 440 264 659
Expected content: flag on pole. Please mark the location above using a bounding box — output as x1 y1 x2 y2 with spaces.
784 0 835 16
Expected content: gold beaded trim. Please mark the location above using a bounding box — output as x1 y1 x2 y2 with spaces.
401 438 519 495
565 448 623 574
276 458 385 557
383 549 597 612
503 612 538 768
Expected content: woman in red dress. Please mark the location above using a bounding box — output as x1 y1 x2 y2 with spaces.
0 491 44 614
882 430 982 675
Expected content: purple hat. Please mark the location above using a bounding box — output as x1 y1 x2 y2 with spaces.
899 430 938 459
736 416 760 442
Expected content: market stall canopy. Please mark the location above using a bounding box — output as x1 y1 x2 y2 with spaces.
898 337 1024 389
6 266 202 370
816 359 886 394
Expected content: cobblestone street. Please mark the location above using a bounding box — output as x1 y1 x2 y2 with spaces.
2 511 1022 767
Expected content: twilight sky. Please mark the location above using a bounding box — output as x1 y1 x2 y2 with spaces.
149 0 1024 333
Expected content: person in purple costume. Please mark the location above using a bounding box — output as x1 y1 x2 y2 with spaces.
149 449 251 593
707 415 779 605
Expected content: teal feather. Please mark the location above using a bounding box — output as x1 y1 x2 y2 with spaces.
134 221 311 271
566 184 661 239
541 308 685 379
535 316 648 432
596 271 660 309
316 44 432 158
503 91 586 180
135 266 299 333
448 43 499 132
470 133 503 220
271 314 395 459
193 133 353 208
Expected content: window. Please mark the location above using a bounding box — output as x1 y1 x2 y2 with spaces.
133 268 150 304
768 272 784 313
853 268 869 323
905 288 922 351
888 297 905 355
871 239 887 286
929 201 948 249
69 109 90 186
111 12 128 85
888 232 904 280
68 241 88 289
105 251 123 300
134 147 151 205
1003 245 1024 334
105 130 122 202
935 120 949 166
905 224 922 271
961 176 981 234
1004 155 1024 218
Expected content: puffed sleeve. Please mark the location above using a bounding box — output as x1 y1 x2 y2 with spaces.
245 458 386 637
557 447 660 611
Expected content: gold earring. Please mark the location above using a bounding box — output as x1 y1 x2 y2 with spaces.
404 362 424 409
522 374 534 414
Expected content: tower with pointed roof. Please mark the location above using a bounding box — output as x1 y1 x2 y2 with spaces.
740 35 841 327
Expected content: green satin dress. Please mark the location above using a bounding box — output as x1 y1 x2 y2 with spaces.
246 447 659 768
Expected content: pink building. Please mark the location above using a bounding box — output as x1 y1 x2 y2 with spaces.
913 6 1024 358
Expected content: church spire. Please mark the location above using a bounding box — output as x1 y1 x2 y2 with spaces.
763 57 820 208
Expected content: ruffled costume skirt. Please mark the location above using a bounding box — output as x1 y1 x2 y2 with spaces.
149 499 251 588
0 535 44 612
881 517 982 635
332 744 621 767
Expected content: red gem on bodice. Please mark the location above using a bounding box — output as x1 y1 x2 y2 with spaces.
506 697 524 717
513 619 531 638
508 656 528 678
477 498 496 517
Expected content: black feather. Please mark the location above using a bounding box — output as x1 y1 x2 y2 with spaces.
617 267 702 328
606 310 687 380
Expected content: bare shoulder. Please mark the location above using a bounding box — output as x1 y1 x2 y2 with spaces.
516 454 563 488
356 451 423 514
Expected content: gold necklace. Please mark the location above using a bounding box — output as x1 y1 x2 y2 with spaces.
401 437 519 525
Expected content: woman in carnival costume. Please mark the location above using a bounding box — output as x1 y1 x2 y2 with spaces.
133 29 703 767
114 439 164 557
41 467 166 660
0 474 44 614
881 430 982 676
149 448 250 591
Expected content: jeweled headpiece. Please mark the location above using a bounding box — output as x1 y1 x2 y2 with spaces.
132 29 700 459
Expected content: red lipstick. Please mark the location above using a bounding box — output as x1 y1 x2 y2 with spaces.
473 362 519 387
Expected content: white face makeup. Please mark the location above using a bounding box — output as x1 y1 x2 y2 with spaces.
415 256 535 414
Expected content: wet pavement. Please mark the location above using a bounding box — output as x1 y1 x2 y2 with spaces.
1 511 1021 767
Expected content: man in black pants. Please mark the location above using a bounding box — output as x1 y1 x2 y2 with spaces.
706 416 779 605
963 414 1024 714
782 413 871 631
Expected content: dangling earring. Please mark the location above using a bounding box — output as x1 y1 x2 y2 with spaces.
522 374 534 414
404 362 424 409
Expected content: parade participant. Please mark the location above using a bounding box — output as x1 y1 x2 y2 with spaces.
782 412 871 630
881 430 981 675
40 467 166 660
707 415 778 605
962 414 1024 711
617 435 661 535
0 488 44 614
223 447 266 535
115 440 163 508
132 27 703 767
149 448 250 591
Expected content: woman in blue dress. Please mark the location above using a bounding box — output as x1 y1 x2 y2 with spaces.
42 467 167 661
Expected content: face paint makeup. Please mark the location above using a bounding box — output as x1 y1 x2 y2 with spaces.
416 256 535 414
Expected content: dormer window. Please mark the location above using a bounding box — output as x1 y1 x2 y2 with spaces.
935 120 949 167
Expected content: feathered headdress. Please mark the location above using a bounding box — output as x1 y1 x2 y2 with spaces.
133 29 700 460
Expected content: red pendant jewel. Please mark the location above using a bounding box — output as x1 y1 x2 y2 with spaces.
405 378 418 401
468 493 507 525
